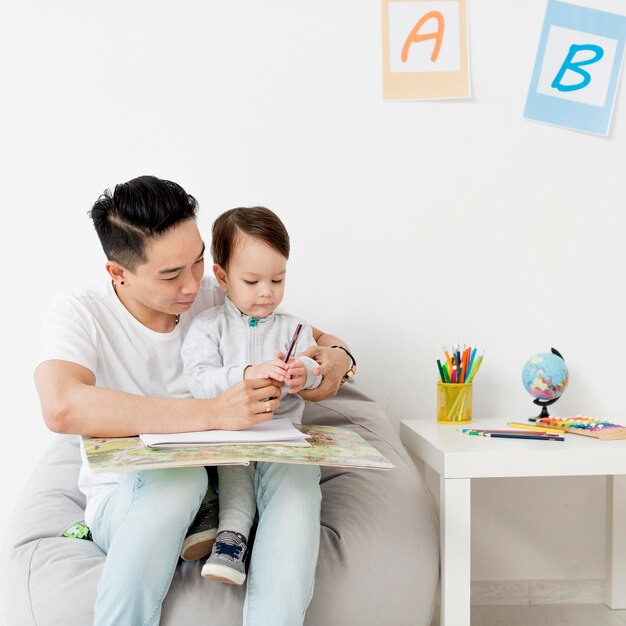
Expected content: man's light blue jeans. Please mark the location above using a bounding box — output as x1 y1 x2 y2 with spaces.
90 462 321 626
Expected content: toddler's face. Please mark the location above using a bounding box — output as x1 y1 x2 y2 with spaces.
215 233 286 318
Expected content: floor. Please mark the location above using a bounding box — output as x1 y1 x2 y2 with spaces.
430 605 626 625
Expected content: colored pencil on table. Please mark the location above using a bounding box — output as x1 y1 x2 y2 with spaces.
462 428 562 437
481 433 564 441
508 422 565 435
466 430 564 441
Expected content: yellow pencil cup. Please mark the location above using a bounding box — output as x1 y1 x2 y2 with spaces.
437 382 473 424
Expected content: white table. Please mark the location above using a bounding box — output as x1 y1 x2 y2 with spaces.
400 418 626 626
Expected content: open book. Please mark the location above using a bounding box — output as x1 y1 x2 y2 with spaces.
140 418 310 448
83 424 394 473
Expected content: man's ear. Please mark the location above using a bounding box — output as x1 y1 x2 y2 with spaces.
213 264 228 290
106 261 127 286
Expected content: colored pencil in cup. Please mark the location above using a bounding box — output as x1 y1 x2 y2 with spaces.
437 344 484 385
436 359 446 383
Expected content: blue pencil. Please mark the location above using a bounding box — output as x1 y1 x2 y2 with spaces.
467 347 477 375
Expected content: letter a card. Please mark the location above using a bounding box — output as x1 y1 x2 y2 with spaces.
524 0 626 135
381 0 470 99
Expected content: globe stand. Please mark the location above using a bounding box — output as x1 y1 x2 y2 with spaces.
529 397 558 422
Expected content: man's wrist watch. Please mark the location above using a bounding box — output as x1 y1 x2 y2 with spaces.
332 345 357 384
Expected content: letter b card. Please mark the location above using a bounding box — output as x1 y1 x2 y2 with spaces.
524 0 626 135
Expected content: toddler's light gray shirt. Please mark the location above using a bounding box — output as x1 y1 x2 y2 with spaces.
181 296 322 422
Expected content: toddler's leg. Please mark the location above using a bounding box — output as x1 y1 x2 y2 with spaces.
91 466 207 626
243 462 322 626
202 464 256 585
217 463 256 536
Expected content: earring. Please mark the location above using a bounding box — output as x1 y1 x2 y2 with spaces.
120 281 125 285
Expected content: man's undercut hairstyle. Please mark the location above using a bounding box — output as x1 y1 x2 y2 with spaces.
211 206 290 269
89 175 198 270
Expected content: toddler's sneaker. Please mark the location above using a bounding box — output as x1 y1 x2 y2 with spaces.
180 495 218 561
201 530 248 585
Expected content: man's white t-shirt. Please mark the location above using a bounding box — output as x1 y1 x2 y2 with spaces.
36 276 225 527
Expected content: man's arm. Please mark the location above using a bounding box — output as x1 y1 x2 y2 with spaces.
295 327 354 402
35 360 281 437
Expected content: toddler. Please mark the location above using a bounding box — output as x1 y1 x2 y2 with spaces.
181 206 322 584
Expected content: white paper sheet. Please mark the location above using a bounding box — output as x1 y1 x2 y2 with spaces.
140 418 310 448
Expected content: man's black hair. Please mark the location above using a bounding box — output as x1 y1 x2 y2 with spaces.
89 175 198 270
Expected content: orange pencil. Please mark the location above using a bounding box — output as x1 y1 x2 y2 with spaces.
443 347 453 373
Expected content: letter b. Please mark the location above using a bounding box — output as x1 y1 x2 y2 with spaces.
551 44 604 92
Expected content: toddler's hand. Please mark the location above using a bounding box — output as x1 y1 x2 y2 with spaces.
245 359 289 383
285 358 307 394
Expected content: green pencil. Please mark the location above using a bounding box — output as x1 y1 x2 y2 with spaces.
436 359 446 383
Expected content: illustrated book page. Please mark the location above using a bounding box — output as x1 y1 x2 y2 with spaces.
83 424 395 473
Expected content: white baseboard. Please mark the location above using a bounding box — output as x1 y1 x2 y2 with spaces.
470 579 605 606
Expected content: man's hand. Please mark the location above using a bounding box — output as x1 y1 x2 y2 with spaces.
294 345 352 402
34 360 282 437
215 378 282 430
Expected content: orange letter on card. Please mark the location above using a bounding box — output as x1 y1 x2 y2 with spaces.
401 11 445 63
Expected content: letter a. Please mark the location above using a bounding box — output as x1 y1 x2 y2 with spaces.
551 44 604 92
401 11 445 63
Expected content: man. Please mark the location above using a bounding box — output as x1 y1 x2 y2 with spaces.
34 175 355 626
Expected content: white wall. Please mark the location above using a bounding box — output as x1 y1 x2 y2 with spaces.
1 0 624 590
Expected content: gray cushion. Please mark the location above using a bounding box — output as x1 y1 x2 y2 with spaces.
1 384 439 625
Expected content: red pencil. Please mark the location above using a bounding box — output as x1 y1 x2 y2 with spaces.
283 324 303 363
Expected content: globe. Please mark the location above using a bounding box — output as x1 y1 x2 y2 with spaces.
522 349 569 420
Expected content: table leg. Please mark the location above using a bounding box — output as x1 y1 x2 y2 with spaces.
605 474 626 609
440 477 471 626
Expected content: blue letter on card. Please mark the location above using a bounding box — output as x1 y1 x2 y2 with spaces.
551 44 604 91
